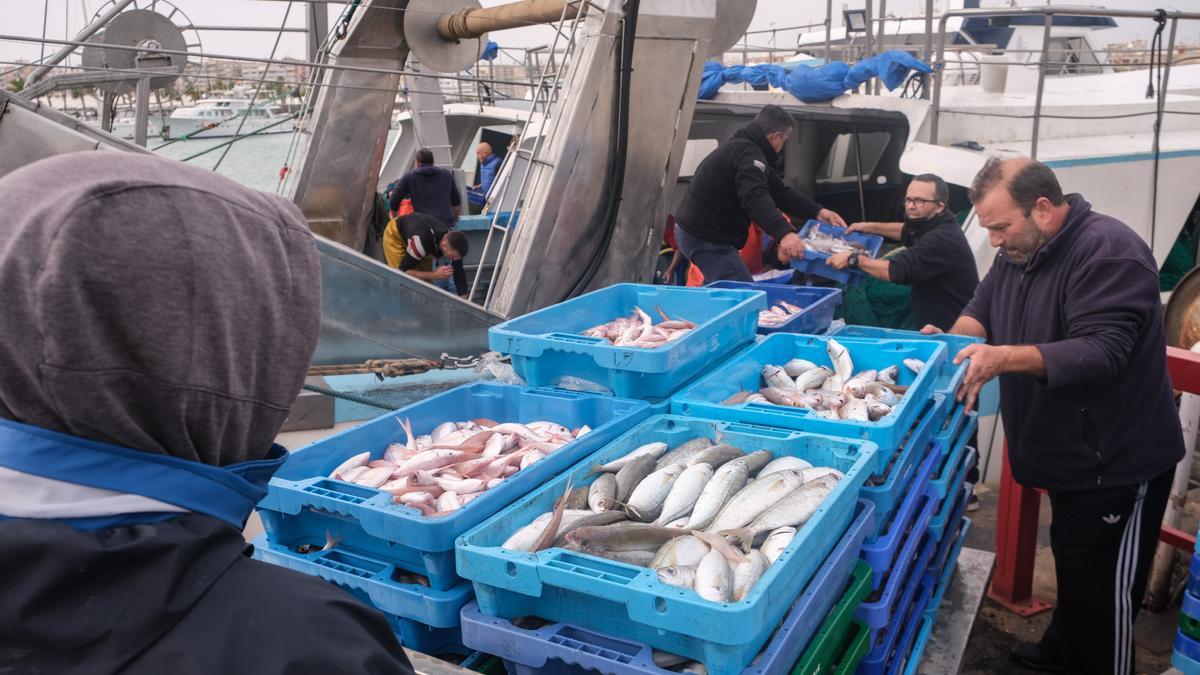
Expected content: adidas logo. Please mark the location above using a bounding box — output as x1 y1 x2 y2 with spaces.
1102 513 1121 525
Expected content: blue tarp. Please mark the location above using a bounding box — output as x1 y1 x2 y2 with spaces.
480 40 499 62
699 50 932 103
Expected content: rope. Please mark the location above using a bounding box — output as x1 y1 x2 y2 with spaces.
301 382 394 411
308 358 440 378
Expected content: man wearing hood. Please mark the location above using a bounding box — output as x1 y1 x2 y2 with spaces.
0 152 415 674
827 173 979 331
673 105 846 282
388 147 461 227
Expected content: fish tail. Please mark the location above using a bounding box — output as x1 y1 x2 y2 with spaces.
322 530 341 552
717 528 754 553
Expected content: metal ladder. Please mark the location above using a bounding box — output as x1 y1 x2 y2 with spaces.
468 2 587 309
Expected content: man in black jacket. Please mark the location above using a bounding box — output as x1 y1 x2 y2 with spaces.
674 105 846 282
0 153 415 675
931 157 1183 675
827 173 979 330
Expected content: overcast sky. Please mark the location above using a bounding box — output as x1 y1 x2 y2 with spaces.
5 0 1200 68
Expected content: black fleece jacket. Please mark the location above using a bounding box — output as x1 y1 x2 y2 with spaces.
888 210 979 331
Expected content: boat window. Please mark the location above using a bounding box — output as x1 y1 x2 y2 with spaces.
1045 37 1102 75
817 131 891 184
678 139 719 178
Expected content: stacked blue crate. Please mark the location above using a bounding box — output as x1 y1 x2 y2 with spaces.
1173 526 1200 673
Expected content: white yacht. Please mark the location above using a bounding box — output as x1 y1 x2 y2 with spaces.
164 97 293 139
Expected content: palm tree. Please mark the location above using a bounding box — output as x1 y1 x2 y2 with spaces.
6 77 25 92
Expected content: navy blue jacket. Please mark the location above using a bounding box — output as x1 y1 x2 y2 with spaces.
963 195 1184 490
888 210 980 331
389 165 460 227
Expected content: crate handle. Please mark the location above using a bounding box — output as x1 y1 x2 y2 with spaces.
544 624 647 663
721 422 794 439
538 551 639 602
528 387 585 400
291 478 392 516
745 403 811 419
545 333 605 345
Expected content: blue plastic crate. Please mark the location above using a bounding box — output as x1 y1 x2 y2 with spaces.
670 334 947 461
705 282 843 336
881 573 937 675
858 536 937 675
928 415 976 501
828 326 982 401
862 442 940 565
926 494 972 590
385 612 471 657
1175 630 1200 669
456 415 877 675
256 383 648 591
930 401 971 456
251 536 473 628
489 284 766 402
858 492 937 629
928 452 976 542
924 518 971 627
1185 589 1200 621
861 395 950 520
1189 553 1200 599
459 500 875 675
790 221 884 286
1172 644 1200 675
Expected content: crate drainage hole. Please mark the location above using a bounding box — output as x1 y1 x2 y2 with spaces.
506 562 518 577
654 596 667 613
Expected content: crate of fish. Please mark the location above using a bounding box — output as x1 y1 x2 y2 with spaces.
488 283 766 402
857 536 937 675
828 326 982 400
858 488 938 627
705 282 843 336
788 561 872 675
860 395 949 520
456 415 877 675
928 452 976 543
928 414 975 501
789 220 885 286
458 500 875 675
252 535 473 628
256 383 650 591
670 334 947 464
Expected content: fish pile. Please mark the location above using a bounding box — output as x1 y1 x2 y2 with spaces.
721 338 926 422
501 436 842 605
801 227 870 256
757 301 805 329
582 306 697 348
329 418 590 516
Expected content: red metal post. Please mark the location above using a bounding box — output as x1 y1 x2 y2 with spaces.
1168 345 1200 394
987 441 1053 616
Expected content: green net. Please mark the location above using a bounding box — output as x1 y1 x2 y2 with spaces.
836 277 915 329
1161 223 1197 292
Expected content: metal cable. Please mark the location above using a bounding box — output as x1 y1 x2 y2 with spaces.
301 382 395 410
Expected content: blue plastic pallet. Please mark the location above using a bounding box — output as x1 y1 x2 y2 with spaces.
928 453 975 543
828 326 981 402
257 383 648 591
1189 553 1200 599
1173 645 1200 675
489 283 765 402
706 282 843 336
251 536 474 628
926 495 971 591
928 415 975 501
1186 589 1200 622
858 494 938 629
861 395 949 521
858 536 937 675
456 415 877 675
929 401 971 456
1176 630 1200 673
386 612 471 657
459 500 875 675
790 220 884 286
924 518 971 628
862 442 940 563
670 334 947 460
880 573 937 675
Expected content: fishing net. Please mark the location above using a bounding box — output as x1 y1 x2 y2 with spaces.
836 277 914 329
1161 224 1197 292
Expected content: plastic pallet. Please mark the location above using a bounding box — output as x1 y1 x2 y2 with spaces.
862 443 940 569
706 282 843 336
456 415 877 675
489 283 766 401
252 536 473 628
1184 589 1200 622
928 454 975 543
927 414 976 501
858 499 938 630
1189 553 1200 598
459 501 875 675
860 395 950 520
1182 612 1200 642
256 382 648 591
788 562 873 675
1175 630 1200 674
1172 646 1200 675
790 220 884 286
926 494 972 590
831 621 870 674
929 401 971 457
387 613 471 657
924 518 972 625
859 558 937 675
670 333 948 458
828 326 981 402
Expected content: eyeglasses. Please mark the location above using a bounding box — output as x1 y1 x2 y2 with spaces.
904 197 941 206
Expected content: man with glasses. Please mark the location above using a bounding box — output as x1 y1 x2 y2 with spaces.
674 105 846 282
827 173 979 331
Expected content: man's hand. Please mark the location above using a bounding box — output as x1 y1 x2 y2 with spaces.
433 266 454 280
818 208 847 228
920 324 944 335
846 222 871 234
777 232 805 261
954 343 1008 413
827 252 851 270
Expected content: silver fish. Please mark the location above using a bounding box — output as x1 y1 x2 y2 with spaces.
724 476 839 550
867 401 892 421
501 510 597 551
795 366 834 391
566 523 691 552
735 450 775 476
614 454 658 504
694 549 733 603
732 550 769 601
595 442 668 473
762 364 797 391
761 387 805 407
688 444 745 469
655 463 714 525
879 364 900 385
826 339 854 393
550 511 629 548
842 398 869 421
706 469 809 533
656 565 698 589
626 463 687 522
588 473 617 512
655 438 714 471
757 456 813 478
761 526 796 565
684 460 750 530
650 535 711 569
864 382 899 406
783 358 819 377
842 377 870 398
904 358 925 375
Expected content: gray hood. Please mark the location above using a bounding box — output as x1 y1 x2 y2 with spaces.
0 152 321 466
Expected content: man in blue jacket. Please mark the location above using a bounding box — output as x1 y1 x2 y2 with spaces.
389 147 461 227
930 157 1183 674
467 141 502 211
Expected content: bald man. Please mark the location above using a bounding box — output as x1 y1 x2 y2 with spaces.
467 142 502 211
929 157 1182 675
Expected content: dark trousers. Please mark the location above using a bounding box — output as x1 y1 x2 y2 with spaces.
1040 468 1173 674
673 223 752 283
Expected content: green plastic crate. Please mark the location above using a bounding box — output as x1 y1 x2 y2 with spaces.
1181 612 1200 642
791 561 873 675
832 620 870 674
